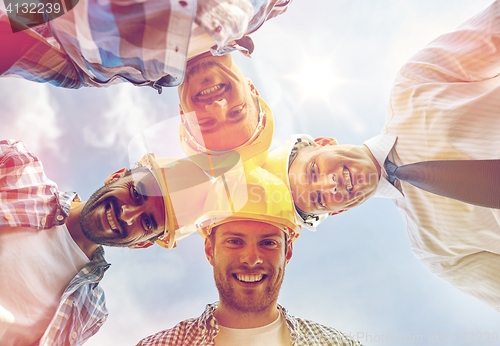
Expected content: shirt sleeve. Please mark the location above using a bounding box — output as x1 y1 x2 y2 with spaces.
399 0 500 84
429 251 500 312
0 139 68 229
0 9 87 88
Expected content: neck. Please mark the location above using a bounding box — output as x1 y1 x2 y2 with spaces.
65 201 99 259
362 144 382 178
214 301 279 329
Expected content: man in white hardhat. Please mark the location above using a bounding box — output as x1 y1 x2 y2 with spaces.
0 139 210 345
138 164 362 346
265 1 500 312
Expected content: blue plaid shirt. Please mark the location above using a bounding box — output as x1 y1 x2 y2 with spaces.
137 302 362 346
0 140 110 346
1 0 292 91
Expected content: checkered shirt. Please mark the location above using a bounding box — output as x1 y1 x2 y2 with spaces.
137 302 362 346
1 0 292 91
0 139 110 346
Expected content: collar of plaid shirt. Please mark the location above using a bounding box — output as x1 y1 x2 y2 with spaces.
137 302 362 346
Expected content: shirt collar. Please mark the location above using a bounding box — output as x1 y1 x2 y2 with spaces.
200 302 299 335
363 134 404 199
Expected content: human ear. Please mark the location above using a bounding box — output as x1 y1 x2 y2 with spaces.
314 137 338 147
204 237 215 266
329 209 347 216
128 240 154 249
247 79 260 96
104 168 127 185
285 240 293 265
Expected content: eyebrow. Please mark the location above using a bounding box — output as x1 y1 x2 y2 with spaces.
221 232 283 239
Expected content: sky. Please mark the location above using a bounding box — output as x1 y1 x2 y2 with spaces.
1 0 500 345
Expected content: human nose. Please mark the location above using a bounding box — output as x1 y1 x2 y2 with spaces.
240 243 263 266
120 205 141 226
204 99 228 119
316 173 338 194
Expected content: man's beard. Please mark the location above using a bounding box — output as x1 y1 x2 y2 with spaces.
213 264 285 313
79 184 127 246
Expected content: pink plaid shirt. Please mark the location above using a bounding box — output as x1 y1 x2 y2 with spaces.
0 139 75 228
0 139 110 346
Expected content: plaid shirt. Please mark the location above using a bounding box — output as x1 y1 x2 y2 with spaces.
0 139 110 346
1 0 292 91
137 302 362 346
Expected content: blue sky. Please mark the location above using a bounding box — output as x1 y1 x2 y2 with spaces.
1 0 499 345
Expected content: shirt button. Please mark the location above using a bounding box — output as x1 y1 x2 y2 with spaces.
215 25 222 33
40 218 46 226
4 213 12 221
71 331 78 340
56 215 64 221
179 0 187 6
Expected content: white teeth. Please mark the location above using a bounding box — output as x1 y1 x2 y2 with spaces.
343 167 353 191
106 207 118 231
236 274 263 282
199 84 222 95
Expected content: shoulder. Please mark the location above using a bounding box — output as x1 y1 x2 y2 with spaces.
0 139 42 173
290 315 361 346
136 317 205 346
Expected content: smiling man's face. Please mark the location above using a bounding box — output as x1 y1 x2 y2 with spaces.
79 168 165 248
288 138 381 214
205 220 292 313
178 54 260 150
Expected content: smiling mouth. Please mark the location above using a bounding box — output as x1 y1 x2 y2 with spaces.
194 84 228 102
343 166 353 192
106 203 120 234
234 274 266 283
198 84 224 96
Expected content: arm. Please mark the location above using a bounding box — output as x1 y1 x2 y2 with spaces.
401 0 500 83
432 250 500 312
0 11 87 88
0 140 70 229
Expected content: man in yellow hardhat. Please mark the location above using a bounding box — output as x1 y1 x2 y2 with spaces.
0 139 210 345
138 164 362 346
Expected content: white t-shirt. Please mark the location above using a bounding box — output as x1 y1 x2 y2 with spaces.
215 313 293 346
0 225 89 345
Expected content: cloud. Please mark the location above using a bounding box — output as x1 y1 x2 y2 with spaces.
82 84 162 152
0 78 62 152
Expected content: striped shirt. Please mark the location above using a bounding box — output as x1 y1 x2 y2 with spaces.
137 302 362 346
379 1 500 311
0 139 110 346
1 0 292 91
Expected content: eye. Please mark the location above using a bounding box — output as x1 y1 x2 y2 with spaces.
311 162 318 182
225 238 243 247
261 240 278 247
228 104 246 118
130 185 142 202
142 214 152 231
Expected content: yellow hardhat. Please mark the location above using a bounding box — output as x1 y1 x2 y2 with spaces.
178 97 274 177
138 154 212 249
195 164 301 242
263 135 328 231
